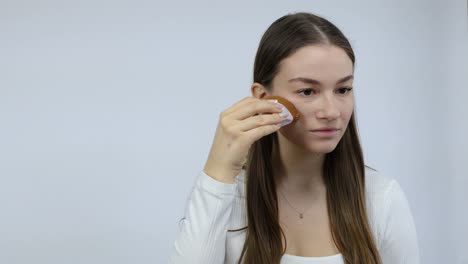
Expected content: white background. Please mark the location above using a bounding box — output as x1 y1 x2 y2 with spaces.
1 0 467 263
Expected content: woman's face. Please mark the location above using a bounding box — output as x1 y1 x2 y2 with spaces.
268 45 355 154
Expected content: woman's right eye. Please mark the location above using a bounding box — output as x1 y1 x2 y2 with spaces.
298 88 315 96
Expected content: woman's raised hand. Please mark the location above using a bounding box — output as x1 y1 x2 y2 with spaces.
203 96 287 183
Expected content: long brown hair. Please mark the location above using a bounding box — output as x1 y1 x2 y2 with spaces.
228 12 382 264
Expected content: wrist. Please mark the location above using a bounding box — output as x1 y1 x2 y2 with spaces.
203 165 237 184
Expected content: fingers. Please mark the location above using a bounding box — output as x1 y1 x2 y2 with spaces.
244 123 282 142
236 112 286 132
225 97 282 121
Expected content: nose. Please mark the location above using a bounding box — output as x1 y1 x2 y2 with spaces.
315 94 340 120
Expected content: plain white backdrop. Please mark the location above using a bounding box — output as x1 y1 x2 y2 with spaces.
1 0 467 263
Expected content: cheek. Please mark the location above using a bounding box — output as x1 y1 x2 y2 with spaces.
291 100 312 116
292 100 354 118
343 101 355 117
342 104 354 115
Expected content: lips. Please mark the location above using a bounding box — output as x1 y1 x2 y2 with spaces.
311 129 339 132
309 129 339 138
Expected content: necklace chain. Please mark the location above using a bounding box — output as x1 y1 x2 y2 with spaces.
277 184 315 219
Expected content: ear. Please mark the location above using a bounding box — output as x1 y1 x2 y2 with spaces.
251 82 271 99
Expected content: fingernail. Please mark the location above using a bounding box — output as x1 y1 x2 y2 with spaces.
274 102 283 109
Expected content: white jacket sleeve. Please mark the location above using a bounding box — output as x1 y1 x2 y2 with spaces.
380 180 420 264
169 170 240 264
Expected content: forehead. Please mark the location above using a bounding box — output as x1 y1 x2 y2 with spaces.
276 45 353 83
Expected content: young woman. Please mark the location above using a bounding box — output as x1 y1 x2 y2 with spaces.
170 12 419 264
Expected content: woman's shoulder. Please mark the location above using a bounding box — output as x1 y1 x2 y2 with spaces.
364 165 400 216
364 165 398 196
364 165 408 246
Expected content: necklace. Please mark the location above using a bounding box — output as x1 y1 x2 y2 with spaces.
277 185 315 219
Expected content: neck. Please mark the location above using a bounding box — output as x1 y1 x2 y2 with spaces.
273 133 327 195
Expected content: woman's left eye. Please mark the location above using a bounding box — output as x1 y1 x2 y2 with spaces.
337 87 353 95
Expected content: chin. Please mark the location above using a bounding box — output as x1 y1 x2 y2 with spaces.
302 141 339 154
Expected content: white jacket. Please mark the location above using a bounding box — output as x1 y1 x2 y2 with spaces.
169 167 420 264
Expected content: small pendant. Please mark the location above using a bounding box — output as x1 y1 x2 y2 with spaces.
299 213 303 219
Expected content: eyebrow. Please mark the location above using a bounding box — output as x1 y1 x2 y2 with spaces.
288 75 354 85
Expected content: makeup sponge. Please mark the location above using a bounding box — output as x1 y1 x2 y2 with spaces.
263 95 300 127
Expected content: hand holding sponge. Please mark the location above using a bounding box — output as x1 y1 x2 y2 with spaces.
262 95 300 127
